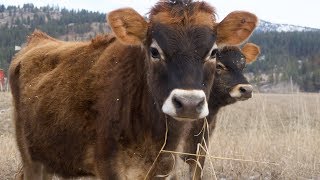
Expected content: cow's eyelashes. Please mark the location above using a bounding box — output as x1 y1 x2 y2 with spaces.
150 47 161 60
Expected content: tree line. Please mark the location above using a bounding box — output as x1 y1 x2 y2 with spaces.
0 4 106 74
249 31 320 92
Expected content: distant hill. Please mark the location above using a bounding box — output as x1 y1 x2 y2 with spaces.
0 4 109 76
0 4 319 92
257 20 320 32
247 31 320 92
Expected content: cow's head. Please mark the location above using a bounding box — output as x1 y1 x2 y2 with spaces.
108 0 258 121
212 43 260 105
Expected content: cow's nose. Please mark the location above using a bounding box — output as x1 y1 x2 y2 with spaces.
239 85 253 97
172 94 205 113
162 89 209 121
230 84 253 99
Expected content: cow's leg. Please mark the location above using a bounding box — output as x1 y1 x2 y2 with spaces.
22 161 52 180
146 153 176 180
41 167 53 180
15 143 53 180
14 164 53 180
95 137 120 180
57 177 73 180
14 114 52 180
186 122 212 180
14 165 24 180
187 157 205 180
186 141 207 180
14 116 43 180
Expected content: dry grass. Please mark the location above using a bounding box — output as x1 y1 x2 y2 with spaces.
0 92 320 179
0 92 20 180
205 93 320 179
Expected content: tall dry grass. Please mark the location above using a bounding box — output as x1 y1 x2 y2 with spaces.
0 92 319 179
205 93 320 179
0 92 20 180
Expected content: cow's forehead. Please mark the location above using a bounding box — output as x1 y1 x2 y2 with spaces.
149 1 216 30
218 47 246 70
151 24 216 58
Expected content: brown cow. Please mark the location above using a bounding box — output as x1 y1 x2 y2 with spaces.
179 43 261 178
209 43 260 109
9 0 258 179
207 44 260 130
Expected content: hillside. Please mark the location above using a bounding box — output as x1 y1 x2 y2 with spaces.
257 20 319 32
0 4 108 74
0 4 319 92
248 31 320 92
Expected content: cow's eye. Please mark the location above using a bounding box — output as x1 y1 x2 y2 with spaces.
205 48 218 62
211 49 218 58
217 64 224 69
150 47 160 59
216 62 227 72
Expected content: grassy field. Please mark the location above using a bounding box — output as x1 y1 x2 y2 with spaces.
0 92 20 180
0 92 320 179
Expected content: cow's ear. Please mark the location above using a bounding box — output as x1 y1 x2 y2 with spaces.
242 43 260 64
108 8 148 45
216 11 258 46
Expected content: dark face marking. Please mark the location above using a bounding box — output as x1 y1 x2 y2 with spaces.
145 23 217 119
212 47 250 104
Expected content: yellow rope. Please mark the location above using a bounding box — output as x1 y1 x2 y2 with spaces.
202 117 217 180
160 150 279 165
144 117 278 180
144 117 169 180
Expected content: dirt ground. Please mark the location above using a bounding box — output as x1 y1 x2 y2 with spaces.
1 92 320 179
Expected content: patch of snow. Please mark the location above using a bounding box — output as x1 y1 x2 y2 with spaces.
257 20 319 32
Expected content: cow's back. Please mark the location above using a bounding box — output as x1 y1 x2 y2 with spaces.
9 31 118 176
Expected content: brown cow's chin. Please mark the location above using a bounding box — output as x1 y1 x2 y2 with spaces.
170 116 199 121
235 95 252 101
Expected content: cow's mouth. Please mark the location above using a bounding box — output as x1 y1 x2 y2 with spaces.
170 116 199 121
235 93 252 101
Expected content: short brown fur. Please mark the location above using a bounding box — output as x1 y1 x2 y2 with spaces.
150 1 216 29
10 1 259 179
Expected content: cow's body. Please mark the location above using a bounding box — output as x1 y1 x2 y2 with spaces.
11 33 162 178
11 32 208 179
10 1 259 179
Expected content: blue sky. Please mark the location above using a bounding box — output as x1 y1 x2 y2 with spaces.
1 0 319 29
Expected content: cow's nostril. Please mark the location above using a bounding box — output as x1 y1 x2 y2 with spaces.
196 97 205 112
196 97 205 109
162 89 208 120
239 87 247 94
230 85 253 99
172 96 183 109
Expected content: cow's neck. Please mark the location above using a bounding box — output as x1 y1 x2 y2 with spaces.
208 88 234 119
108 45 166 144
207 90 237 135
